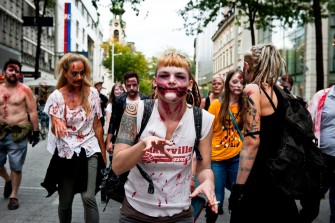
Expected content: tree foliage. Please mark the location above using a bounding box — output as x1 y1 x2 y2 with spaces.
102 42 152 94
178 0 335 91
179 0 310 45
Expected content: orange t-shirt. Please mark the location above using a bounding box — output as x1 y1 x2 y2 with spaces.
208 99 243 161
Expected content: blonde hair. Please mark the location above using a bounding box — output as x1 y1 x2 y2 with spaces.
248 44 286 88
56 53 92 116
154 51 201 106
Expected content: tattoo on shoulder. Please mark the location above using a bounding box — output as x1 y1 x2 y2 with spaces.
115 104 138 145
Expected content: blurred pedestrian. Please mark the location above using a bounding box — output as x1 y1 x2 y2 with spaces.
229 44 301 222
41 53 106 223
104 82 125 135
0 59 40 210
112 51 217 222
200 74 224 110
94 79 108 132
205 68 246 222
308 84 335 223
279 74 294 92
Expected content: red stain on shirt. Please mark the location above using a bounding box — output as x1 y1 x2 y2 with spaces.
158 198 162 207
132 192 136 197
177 173 182 180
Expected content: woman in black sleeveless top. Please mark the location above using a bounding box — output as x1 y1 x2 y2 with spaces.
229 44 300 223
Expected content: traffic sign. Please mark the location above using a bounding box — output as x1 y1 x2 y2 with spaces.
23 17 53 27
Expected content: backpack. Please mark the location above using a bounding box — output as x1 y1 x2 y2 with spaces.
262 85 327 199
101 99 203 209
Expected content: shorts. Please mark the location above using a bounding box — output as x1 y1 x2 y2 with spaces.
0 133 28 171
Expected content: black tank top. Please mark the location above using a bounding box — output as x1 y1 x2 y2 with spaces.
247 86 285 186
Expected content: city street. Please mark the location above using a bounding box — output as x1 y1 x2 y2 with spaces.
0 138 331 223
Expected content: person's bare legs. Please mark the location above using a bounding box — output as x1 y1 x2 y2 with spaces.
9 170 21 199
0 166 11 182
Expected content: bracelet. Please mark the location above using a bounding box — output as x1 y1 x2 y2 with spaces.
191 175 196 181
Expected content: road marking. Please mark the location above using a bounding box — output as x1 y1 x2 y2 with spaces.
0 186 45 190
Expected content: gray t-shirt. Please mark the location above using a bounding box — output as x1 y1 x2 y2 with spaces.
320 87 335 156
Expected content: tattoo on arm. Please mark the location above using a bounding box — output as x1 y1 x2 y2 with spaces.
115 104 138 145
239 167 251 173
240 155 255 160
245 97 259 139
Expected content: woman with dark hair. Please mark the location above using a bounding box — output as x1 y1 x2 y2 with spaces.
205 68 246 222
105 83 125 133
112 50 217 222
42 53 106 223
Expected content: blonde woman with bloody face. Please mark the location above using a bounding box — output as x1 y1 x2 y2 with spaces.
112 52 217 222
42 53 106 223
200 74 224 110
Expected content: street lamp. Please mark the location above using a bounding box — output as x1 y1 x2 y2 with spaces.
111 42 122 85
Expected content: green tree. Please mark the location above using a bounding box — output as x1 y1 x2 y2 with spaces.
179 0 294 45
179 0 335 91
102 42 152 94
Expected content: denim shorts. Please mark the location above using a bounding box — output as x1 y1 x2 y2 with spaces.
0 133 28 171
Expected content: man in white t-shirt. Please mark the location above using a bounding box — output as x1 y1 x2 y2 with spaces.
106 71 149 153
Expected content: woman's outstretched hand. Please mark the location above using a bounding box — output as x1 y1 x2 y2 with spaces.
51 116 68 138
141 136 174 159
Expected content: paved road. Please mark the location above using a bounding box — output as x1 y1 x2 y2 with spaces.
0 138 331 222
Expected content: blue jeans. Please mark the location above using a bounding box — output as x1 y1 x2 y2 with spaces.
211 154 239 212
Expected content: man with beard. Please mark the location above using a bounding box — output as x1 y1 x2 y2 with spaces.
0 59 39 210
106 71 149 153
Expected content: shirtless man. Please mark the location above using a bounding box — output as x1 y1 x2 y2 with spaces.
0 59 39 210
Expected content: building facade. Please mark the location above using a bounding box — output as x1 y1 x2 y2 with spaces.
195 7 335 101
212 8 251 81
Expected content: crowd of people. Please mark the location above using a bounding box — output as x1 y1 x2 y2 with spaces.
0 43 334 223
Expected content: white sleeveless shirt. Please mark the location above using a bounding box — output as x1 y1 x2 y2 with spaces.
124 100 214 217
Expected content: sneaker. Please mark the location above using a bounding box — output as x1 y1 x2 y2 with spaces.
8 198 19 210
4 180 12 198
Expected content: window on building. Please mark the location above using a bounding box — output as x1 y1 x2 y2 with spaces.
223 53 225 69
230 47 233 65
230 26 234 41
76 21 79 38
82 28 85 44
237 40 242 61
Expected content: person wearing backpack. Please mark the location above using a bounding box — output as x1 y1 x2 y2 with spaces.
228 44 301 222
112 51 217 222
309 85 335 223
205 68 246 222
